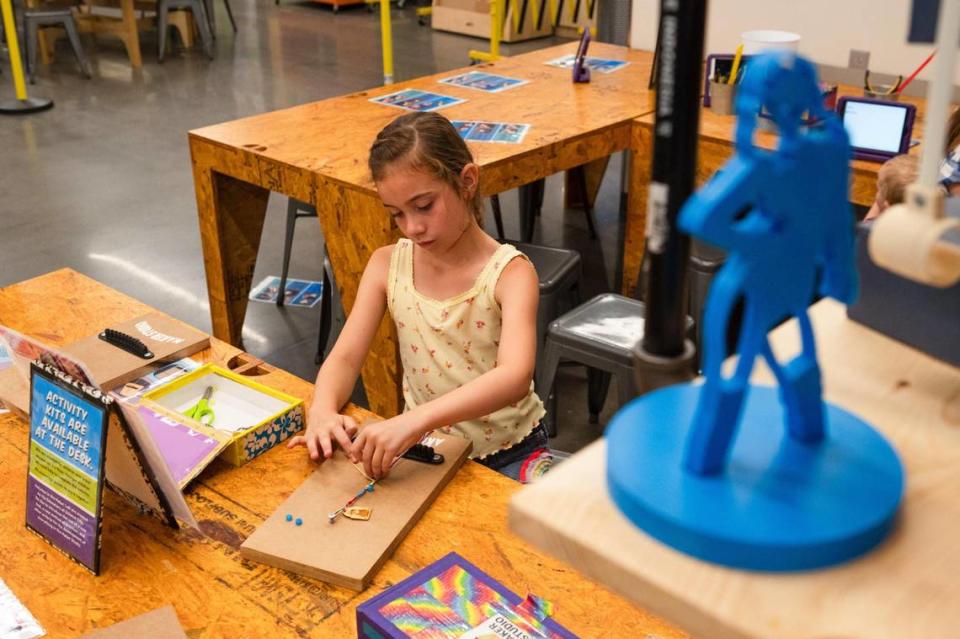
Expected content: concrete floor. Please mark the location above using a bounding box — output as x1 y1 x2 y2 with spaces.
0 0 632 453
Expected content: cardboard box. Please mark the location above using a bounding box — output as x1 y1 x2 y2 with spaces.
142 364 304 466
357 552 579 638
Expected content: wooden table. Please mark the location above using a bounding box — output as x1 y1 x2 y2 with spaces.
189 42 656 417
0 269 685 638
511 298 960 638
620 85 928 297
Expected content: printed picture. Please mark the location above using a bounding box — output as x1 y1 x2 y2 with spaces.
370 89 465 112
438 72 529 93
545 54 629 74
450 121 531 145
290 282 324 308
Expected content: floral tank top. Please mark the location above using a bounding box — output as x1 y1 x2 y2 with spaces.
387 239 546 459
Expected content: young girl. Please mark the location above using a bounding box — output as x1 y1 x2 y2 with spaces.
287 112 551 482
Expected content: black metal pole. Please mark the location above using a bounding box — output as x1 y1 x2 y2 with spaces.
640 0 707 357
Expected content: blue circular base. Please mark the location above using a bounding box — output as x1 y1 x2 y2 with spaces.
607 383 903 572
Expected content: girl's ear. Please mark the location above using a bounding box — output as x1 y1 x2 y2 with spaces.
460 163 480 198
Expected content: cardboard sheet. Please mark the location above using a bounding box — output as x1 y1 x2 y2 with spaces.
240 431 472 591
64 312 209 391
78 605 186 639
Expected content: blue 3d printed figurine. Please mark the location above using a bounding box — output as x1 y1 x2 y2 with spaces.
606 52 904 571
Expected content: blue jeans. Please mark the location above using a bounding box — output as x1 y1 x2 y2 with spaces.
476 424 554 483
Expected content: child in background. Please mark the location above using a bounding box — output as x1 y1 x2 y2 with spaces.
939 106 960 196
864 154 919 221
287 112 553 483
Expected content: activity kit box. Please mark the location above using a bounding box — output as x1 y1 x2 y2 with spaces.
141 363 304 466
357 552 579 639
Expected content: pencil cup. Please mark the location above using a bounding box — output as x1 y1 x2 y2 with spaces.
710 81 736 116
865 86 900 101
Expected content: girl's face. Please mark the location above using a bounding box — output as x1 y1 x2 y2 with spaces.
377 161 479 252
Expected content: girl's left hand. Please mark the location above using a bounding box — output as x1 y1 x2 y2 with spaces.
349 415 423 479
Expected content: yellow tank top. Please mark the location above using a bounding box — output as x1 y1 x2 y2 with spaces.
387 239 546 459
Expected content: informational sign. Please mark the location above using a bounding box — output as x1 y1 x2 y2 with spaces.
26 363 109 574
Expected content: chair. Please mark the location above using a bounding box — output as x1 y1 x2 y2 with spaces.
536 294 693 434
505 241 582 355
490 164 598 242
17 0 91 83
279 198 345 365
687 238 726 365
157 0 213 61
203 0 236 36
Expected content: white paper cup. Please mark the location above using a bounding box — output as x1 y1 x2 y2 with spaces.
741 30 801 54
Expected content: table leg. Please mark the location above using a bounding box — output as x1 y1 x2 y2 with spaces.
564 155 610 210
193 162 270 347
621 123 652 297
120 0 142 67
315 178 402 417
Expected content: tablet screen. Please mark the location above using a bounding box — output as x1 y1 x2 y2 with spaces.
842 101 908 153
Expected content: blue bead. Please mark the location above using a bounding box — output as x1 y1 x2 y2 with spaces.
285 514 292 522
295 518 303 526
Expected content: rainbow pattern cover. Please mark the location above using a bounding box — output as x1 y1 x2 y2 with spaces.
357 553 578 639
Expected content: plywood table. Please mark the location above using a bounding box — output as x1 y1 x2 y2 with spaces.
621 86 928 296
511 298 960 638
189 42 656 417
0 269 685 638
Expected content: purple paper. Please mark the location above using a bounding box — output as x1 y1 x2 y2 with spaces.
26 479 98 570
138 407 221 485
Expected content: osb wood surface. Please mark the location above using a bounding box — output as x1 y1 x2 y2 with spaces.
621 86 930 296
189 43 654 196
510 299 960 639
190 44 655 416
0 269 685 639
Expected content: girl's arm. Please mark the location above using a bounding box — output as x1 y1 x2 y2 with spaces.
351 256 540 478
287 246 391 461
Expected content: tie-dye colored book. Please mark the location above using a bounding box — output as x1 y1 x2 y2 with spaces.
357 552 578 638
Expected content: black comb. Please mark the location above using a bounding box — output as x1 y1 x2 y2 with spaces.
98 328 154 359
402 443 444 465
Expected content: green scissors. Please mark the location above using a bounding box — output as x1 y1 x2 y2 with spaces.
184 386 215 425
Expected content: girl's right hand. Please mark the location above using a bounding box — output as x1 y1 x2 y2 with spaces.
286 412 359 462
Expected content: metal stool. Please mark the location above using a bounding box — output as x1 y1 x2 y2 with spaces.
279 198 345 365
536 294 693 434
490 165 598 242
687 238 725 366
21 5 91 83
203 0 236 36
505 241 581 355
157 0 213 61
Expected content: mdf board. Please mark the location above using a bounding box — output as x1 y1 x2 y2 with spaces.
78 605 187 639
431 0 554 43
63 312 209 390
509 299 960 639
241 431 472 591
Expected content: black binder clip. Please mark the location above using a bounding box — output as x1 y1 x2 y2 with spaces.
402 443 444 465
99 328 154 359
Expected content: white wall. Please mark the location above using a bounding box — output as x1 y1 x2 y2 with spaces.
629 0 955 84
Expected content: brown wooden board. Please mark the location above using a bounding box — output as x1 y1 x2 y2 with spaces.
77 605 187 639
510 299 960 639
63 312 209 391
241 432 472 591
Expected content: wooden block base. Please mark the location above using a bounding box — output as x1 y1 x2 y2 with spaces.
510 300 960 639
